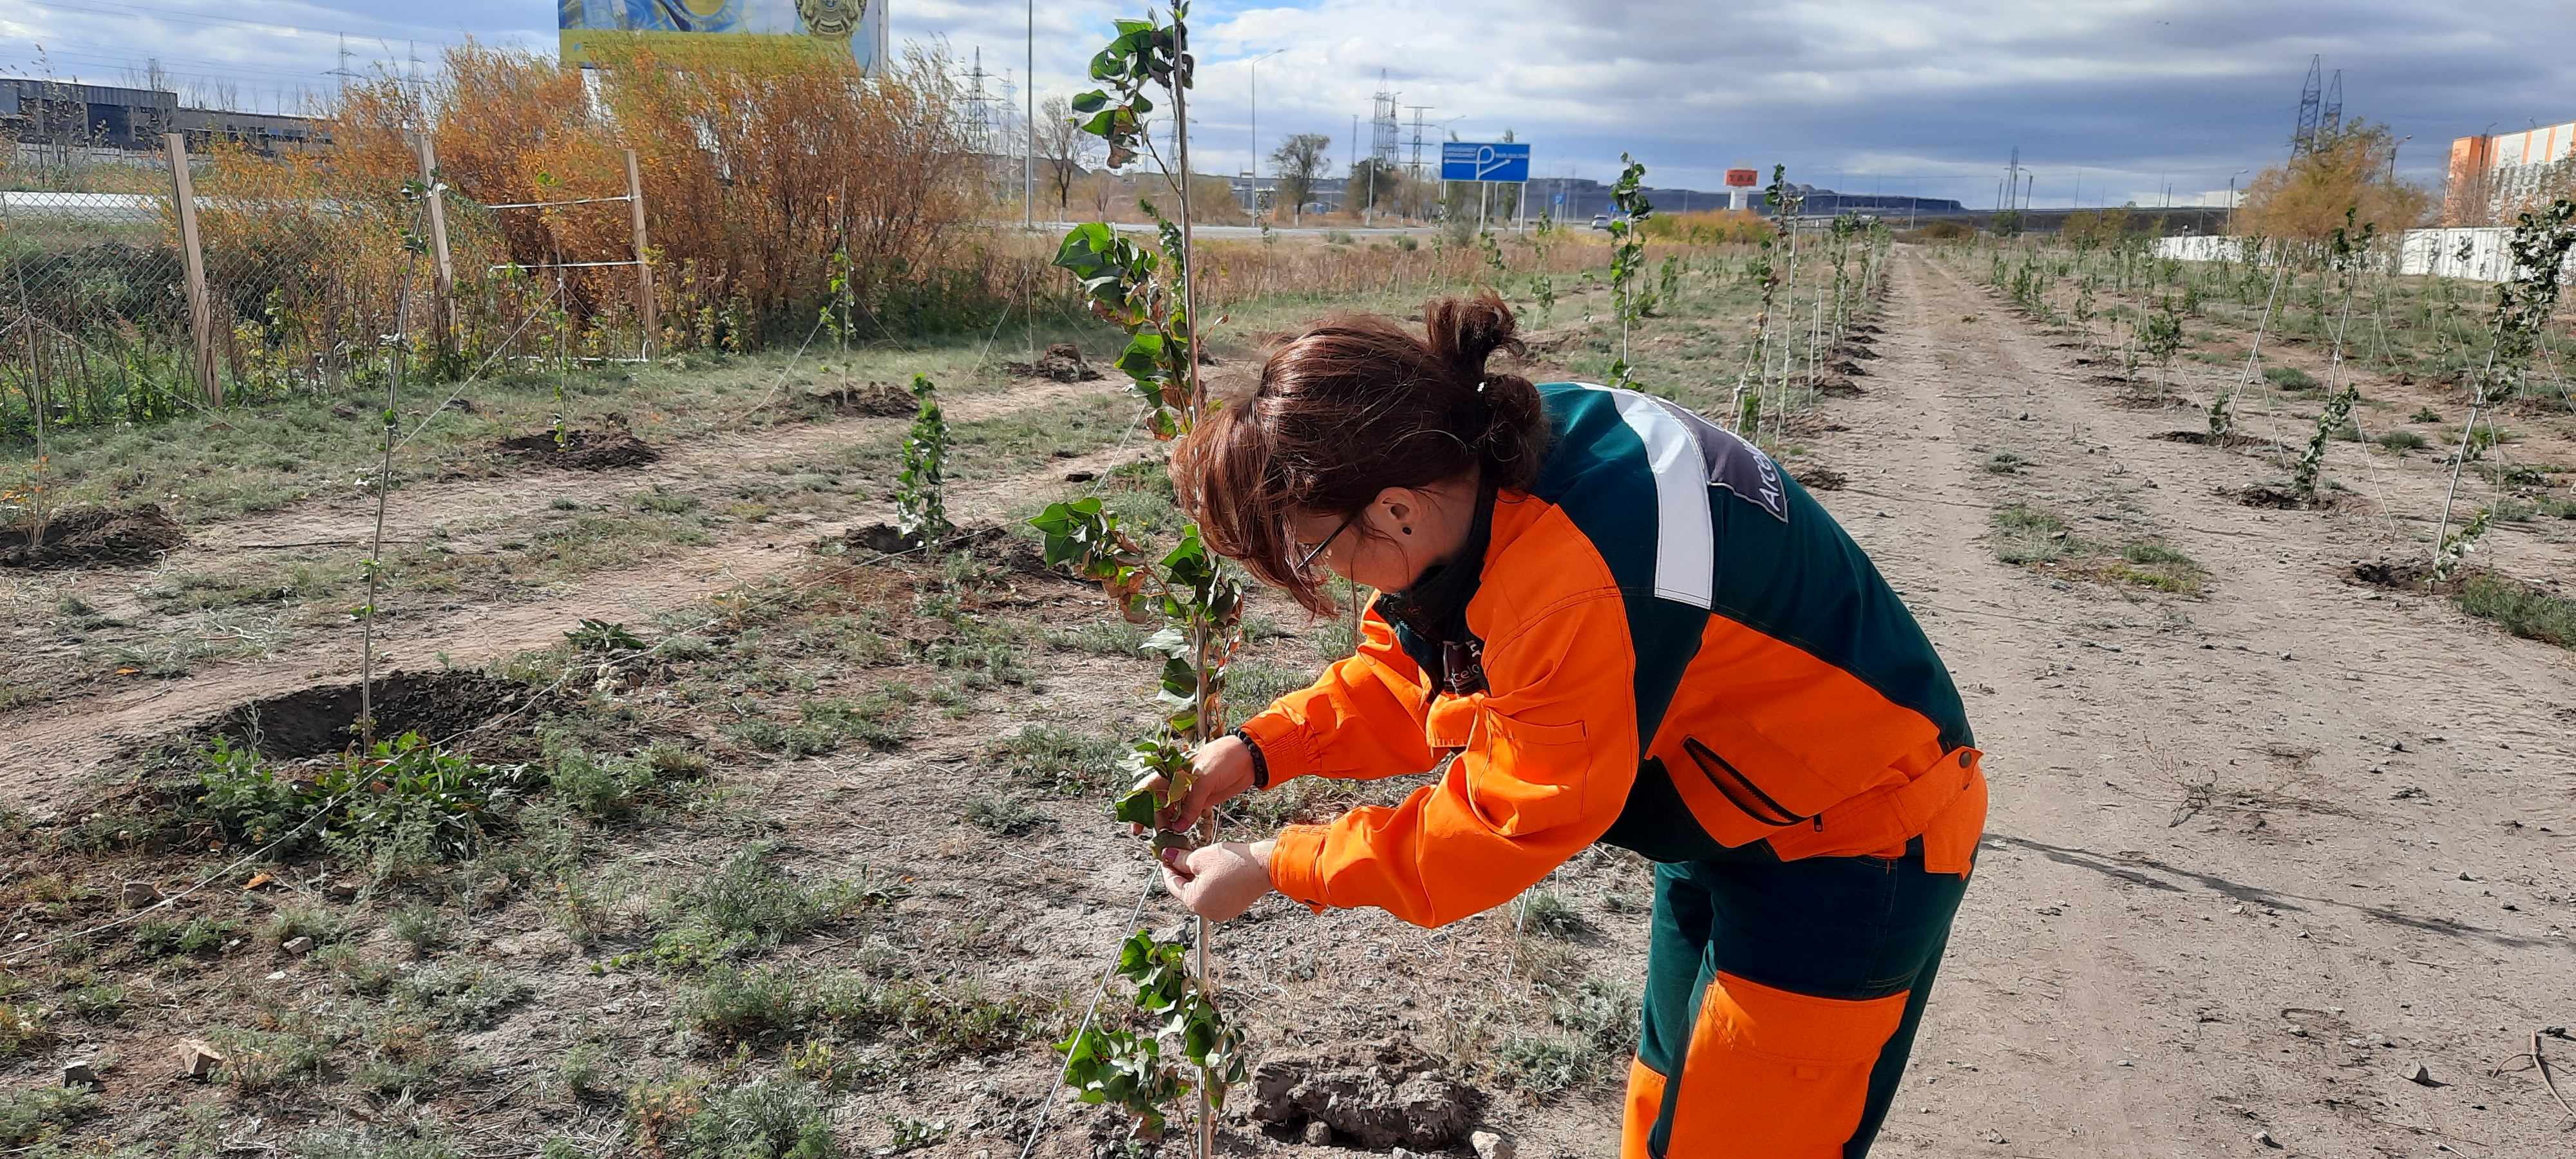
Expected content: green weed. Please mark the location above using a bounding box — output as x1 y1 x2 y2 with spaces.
995 724 1128 795
0 1086 97 1145
1991 503 2073 565
2454 574 2576 649
650 842 868 968
388 903 448 956
962 796 1053 836
393 962 531 1030
2376 429 2428 453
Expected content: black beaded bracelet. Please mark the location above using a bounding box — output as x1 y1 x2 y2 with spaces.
1228 727 1270 789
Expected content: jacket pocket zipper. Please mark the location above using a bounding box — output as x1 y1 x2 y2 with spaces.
1683 737 1810 827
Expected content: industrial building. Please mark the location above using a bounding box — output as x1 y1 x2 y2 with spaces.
2443 120 2573 225
1 77 327 160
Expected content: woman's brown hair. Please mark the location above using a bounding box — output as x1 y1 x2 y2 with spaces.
1171 291 1548 614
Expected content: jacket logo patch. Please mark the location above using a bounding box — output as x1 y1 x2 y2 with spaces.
1649 396 1788 523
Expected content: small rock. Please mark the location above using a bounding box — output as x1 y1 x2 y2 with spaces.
2253 1129 2282 1149
62 1061 103 1089
2406 1062 2436 1086
1301 1121 1333 1146
328 881 360 901
330 402 360 420
121 881 160 908
1471 1129 1515 1159
283 936 316 955
177 1041 223 1080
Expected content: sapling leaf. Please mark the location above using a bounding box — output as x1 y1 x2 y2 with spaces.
1113 789 1159 827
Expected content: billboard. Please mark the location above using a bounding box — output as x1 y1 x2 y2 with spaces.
559 0 888 70
1440 142 1530 183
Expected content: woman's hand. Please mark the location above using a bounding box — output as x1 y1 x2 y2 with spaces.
1159 840 1276 920
1130 735 1257 834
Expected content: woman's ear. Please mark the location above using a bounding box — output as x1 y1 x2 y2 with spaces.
1371 487 1421 534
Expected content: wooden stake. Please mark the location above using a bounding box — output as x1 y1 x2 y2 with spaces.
412 131 457 355
165 132 219 408
625 149 658 359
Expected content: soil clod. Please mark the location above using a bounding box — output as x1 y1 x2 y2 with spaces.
1003 343 1104 382
1251 1038 1473 1149
206 670 538 760
800 381 916 417
497 428 660 471
1 504 189 569
1792 463 1848 491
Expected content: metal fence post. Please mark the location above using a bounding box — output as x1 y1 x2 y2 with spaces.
412 131 457 355
625 149 658 359
164 132 220 407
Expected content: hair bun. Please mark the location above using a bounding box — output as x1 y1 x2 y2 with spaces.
1426 290 1524 375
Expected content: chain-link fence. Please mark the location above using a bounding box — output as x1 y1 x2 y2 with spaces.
1 140 628 446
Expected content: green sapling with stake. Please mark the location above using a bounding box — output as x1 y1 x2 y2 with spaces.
1604 155 1653 389
1023 6 1250 1153
2432 198 2576 578
893 373 951 548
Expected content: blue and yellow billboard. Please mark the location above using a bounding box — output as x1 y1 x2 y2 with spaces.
559 0 887 70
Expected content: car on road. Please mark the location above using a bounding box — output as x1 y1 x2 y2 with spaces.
1589 213 1613 230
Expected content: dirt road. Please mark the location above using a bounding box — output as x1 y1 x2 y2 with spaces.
1820 251 2574 1157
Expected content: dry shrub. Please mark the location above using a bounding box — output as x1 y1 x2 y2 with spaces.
330 37 1006 350
1642 210 1774 245
2233 122 2430 241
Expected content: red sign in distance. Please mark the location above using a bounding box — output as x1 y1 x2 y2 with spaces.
1725 169 1758 187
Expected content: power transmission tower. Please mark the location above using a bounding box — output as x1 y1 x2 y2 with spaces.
963 48 994 156
1405 104 1431 180
327 32 361 100
2320 68 2343 141
1370 73 1399 166
2292 55 2322 156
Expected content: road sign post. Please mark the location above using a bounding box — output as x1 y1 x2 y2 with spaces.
1441 142 1530 236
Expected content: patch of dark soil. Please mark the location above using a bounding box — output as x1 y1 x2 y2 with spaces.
1251 1038 1474 1149
1000 343 1103 383
497 429 659 471
800 381 915 417
1826 359 1868 377
2346 560 2458 593
2156 430 2268 448
1 504 188 569
1833 344 1879 361
1792 463 1847 491
2229 484 2327 510
1849 324 1883 335
2085 373 2136 388
207 670 543 760
1817 376 1866 397
2103 391 2193 411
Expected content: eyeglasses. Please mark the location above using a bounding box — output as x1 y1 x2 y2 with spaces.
1291 512 1358 576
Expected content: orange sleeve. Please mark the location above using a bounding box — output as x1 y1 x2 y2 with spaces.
1267 590 1641 927
1236 598 1436 783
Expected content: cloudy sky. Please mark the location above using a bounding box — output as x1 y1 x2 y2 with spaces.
11 0 2576 207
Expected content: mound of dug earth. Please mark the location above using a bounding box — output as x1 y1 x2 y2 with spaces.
799 381 916 416
1250 1038 1475 1149
0 504 187 569
497 428 659 470
206 670 542 760
1002 343 1104 382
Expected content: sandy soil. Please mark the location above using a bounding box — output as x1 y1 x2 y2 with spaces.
1817 251 2574 1158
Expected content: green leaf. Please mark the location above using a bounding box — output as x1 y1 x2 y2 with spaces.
1113 788 1159 827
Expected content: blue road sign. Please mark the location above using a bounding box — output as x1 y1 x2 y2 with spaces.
1441 142 1531 182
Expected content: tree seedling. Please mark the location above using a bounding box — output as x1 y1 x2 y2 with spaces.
894 373 951 547
1034 7 1247 1152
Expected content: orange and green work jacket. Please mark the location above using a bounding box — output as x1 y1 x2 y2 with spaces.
1240 381 1987 926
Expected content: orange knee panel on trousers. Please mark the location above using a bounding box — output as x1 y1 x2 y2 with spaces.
1622 972 1910 1158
